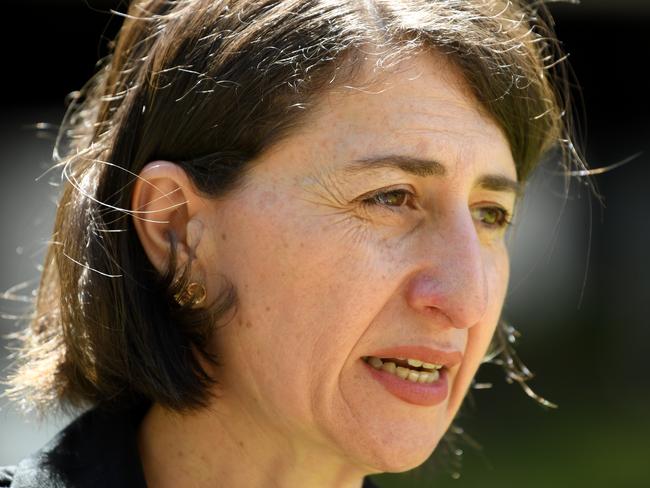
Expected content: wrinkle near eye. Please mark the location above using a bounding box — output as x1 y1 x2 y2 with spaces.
298 168 351 212
296 169 378 248
297 168 425 250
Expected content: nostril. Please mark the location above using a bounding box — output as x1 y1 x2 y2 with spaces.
423 304 454 324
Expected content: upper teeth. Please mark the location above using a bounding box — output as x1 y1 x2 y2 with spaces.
366 356 443 370
404 358 443 370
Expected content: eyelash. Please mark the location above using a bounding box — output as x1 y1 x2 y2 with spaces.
360 188 513 229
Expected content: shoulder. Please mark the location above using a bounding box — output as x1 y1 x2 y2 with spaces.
2 403 150 488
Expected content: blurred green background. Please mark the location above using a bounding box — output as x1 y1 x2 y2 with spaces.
2 1 649 486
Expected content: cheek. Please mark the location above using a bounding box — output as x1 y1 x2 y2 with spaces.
210 195 391 392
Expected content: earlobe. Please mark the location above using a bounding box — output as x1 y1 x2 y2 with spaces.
130 161 204 276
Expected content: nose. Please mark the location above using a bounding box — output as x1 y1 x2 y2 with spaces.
405 211 489 329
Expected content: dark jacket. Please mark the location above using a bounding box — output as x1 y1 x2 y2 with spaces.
1 404 380 487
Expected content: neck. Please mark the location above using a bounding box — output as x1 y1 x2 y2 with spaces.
137 401 369 488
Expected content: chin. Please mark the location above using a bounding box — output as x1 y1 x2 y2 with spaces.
360 423 446 474
368 442 439 474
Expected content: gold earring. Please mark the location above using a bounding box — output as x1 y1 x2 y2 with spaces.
173 281 207 308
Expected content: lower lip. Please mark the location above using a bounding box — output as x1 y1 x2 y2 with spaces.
362 360 449 406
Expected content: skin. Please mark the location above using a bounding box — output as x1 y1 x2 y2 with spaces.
132 51 518 488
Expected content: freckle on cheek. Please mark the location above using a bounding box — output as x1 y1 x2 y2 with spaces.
265 306 271 312
221 233 227 241
245 320 253 329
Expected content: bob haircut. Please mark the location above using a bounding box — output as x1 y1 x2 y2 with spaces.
6 0 582 422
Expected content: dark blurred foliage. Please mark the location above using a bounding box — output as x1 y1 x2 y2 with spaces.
1 1 648 486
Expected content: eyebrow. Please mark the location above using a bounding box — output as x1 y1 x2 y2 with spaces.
341 154 523 197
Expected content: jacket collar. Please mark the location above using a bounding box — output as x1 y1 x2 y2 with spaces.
10 403 149 488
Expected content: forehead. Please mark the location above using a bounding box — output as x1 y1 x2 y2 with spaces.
284 51 517 181
251 53 517 189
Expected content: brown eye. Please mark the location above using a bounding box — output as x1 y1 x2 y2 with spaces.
362 189 413 211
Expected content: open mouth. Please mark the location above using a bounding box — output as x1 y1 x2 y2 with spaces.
362 356 446 383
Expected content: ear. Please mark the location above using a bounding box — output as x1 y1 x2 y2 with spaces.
130 161 206 278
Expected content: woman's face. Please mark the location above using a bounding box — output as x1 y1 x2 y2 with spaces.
196 52 517 473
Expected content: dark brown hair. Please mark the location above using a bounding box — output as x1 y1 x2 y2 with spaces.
5 0 582 419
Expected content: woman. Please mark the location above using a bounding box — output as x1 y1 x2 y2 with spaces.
1 0 582 487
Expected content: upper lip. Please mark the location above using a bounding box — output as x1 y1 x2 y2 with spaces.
364 345 463 368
